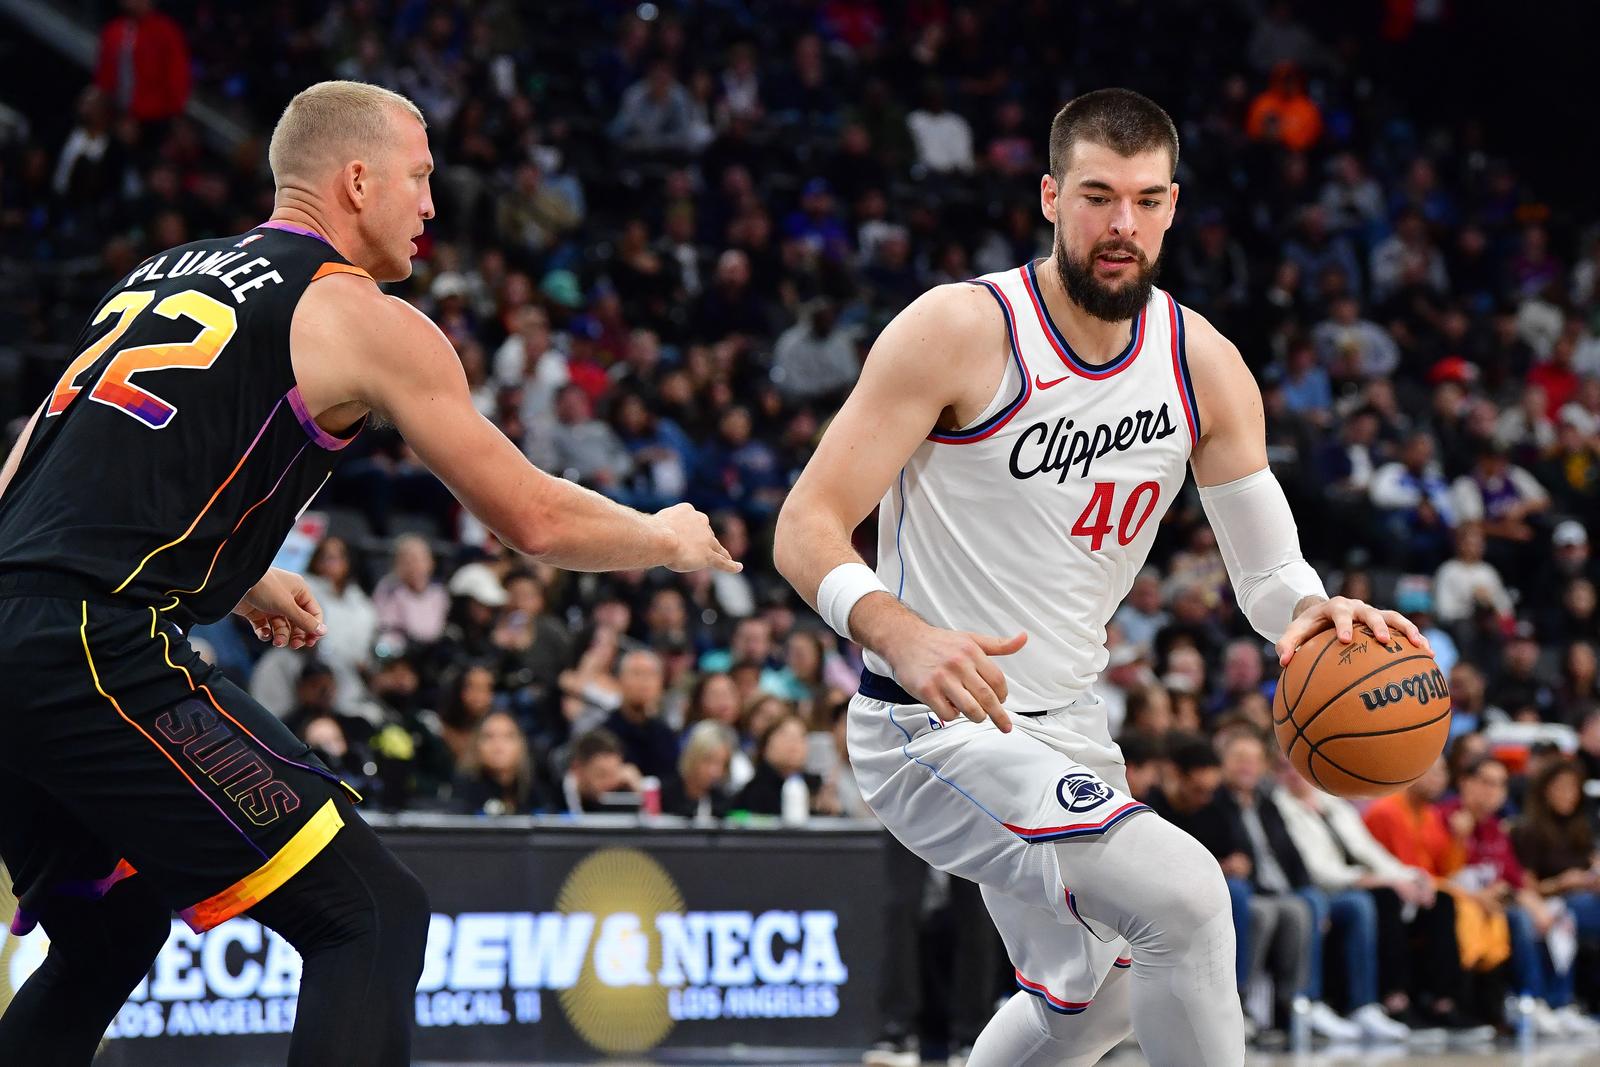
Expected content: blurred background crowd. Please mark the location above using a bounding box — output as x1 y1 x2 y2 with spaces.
3 0 1600 1055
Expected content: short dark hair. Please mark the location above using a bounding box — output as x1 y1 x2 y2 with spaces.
572 727 622 766
1167 732 1219 774
1118 733 1165 766
1048 88 1179 181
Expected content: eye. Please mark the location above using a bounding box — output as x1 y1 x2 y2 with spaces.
1141 200 1162 209
1086 195 1108 205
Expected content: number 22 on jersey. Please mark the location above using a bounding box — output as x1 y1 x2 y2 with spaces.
1071 480 1161 551
47 288 238 429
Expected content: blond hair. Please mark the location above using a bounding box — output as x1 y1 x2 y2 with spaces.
267 80 425 186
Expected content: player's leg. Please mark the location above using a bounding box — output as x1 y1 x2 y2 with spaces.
968 963 1131 1067
968 885 1133 1067
190 670 430 1067
247 791 429 1067
0 874 172 1066
0 776 172 1067
7 600 428 1064
1052 812 1242 1065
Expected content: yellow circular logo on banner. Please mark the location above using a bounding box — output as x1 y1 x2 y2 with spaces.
556 847 684 1052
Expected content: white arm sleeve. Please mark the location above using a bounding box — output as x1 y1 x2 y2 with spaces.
1198 467 1328 642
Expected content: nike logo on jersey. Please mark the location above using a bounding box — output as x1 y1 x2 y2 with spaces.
1034 373 1071 390
1009 403 1177 482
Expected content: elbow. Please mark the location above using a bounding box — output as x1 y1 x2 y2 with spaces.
772 496 805 584
507 506 561 561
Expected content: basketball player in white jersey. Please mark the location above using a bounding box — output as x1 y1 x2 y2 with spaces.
774 89 1429 1066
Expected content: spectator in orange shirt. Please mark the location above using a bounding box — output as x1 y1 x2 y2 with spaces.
94 0 191 124
1246 63 1323 152
1363 756 1462 877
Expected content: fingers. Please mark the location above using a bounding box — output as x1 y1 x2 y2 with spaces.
1276 614 1325 666
1383 609 1431 653
973 653 1009 705
1330 599 1356 643
1351 601 1392 643
969 631 1028 656
959 663 1011 734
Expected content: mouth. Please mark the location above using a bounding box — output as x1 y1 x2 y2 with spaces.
1095 249 1139 270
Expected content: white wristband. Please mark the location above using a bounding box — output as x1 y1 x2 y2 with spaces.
817 562 890 642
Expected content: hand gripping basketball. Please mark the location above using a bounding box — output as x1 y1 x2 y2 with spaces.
1275 595 1430 667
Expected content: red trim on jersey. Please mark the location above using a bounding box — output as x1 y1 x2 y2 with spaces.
1166 293 1199 445
1002 799 1148 839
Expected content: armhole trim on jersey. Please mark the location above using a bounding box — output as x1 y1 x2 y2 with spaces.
285 386 361 451
1166 293 1201 446
311 262 373 282
928 279 1032 444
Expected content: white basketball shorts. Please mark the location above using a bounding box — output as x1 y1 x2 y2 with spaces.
848 673 1149 1016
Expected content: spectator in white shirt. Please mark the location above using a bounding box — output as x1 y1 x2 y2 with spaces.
906 83 974 174
1311 296 1400 378
1434 522 1514 624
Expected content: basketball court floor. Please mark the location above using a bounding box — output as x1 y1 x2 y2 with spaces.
413 1042 1600 1066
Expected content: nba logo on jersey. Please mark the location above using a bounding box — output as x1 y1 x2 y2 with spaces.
1056 772 1115 813
234 233 266 249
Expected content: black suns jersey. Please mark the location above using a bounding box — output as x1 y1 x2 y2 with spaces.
0 223 372 628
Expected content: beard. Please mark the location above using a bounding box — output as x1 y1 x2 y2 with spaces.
1055 233 1162 323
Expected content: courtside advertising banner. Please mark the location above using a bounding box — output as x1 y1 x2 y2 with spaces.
0 821 888 1065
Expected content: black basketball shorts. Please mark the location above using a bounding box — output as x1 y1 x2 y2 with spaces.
0 588 357 935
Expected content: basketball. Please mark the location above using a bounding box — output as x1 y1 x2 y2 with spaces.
1273 625 1451 799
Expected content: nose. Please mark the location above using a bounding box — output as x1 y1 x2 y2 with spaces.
1108 198 1136 238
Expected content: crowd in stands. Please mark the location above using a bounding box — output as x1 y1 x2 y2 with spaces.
4 0 1600 1053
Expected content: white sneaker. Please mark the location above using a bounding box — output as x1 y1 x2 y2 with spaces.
1533 1000 1567 1038
1557 1004 1600 1036
1307 1000 1363 1041
1352 1002 1410 1041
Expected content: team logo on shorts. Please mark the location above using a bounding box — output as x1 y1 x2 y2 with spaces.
1055 772 1114 813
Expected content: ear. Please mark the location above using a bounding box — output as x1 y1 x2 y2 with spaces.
340 160 369 211
1166 182 1180 230
1040 173 1058 225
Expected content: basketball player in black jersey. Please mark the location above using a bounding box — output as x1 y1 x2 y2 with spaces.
0 81 737 1066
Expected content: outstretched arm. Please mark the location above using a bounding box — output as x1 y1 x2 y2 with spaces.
775 283 1026 731
1184 309 1427 663
291 275 736 574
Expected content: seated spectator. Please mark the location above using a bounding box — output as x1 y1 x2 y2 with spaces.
770 299 862 405
731 712 816 817
282 660 339 738
1121 685 1174 740
1275 762 1481 1038
906 81 973 173
490 570 572 736
662 720 734 820
438 662 499 768
1433 522 1514 627
602 650 680 787
1279 337 1332 424
560 728 642 814
609 59 698 156
1246 63 1322 151
1112 567 1169 651
1488 631 1556 723
1440 755 1568 1035
1311 296 1400 378
551 384 633 491
768 629 835 726
1370 209 1450 304
453 710 547 816
300 710 376 799
1511 759 1600 1033
1451 442 1551 569
1206 638 1273 720
1117 733 1167 802
373 534 450 649
1369 430 1455 567
303 535 379 717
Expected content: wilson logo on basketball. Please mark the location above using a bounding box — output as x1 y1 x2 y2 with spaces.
1055 772 1114 813
1358 667 1449 711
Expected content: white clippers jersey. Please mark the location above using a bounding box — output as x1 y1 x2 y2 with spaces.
864 261 1200 713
